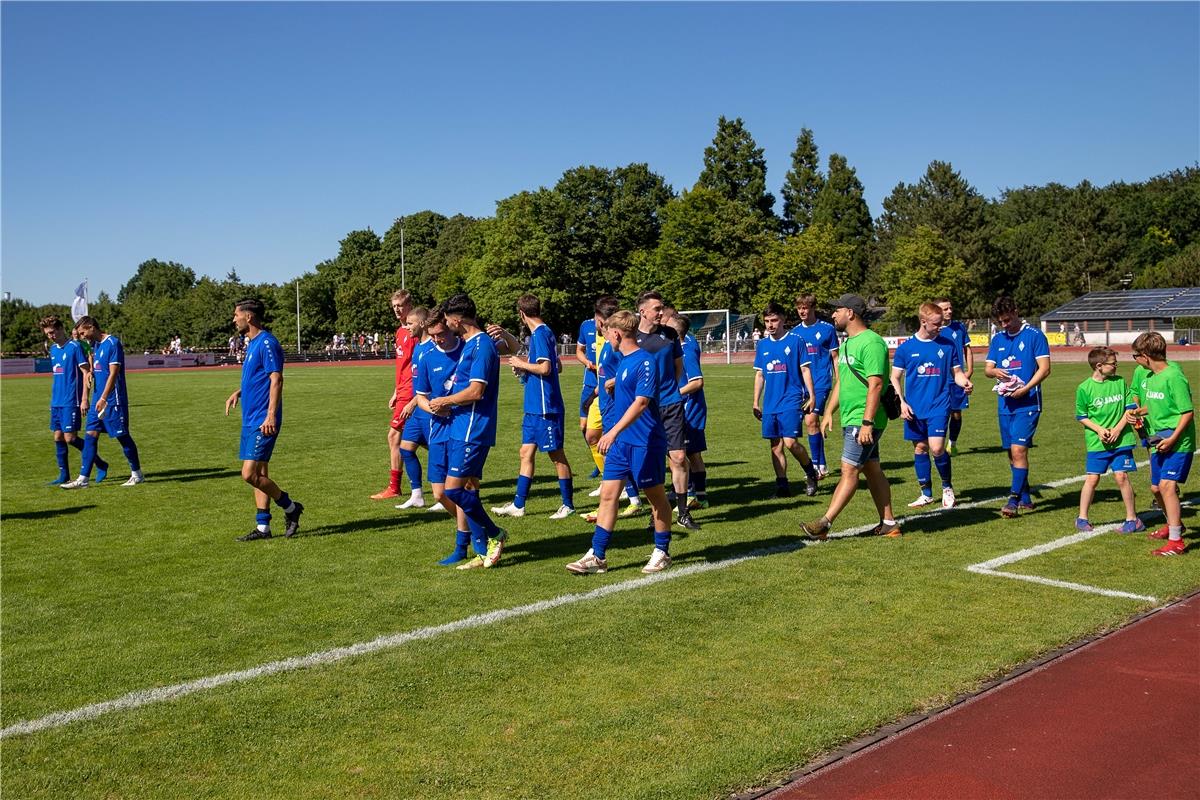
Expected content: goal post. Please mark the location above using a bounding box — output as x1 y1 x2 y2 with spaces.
678 308 758 364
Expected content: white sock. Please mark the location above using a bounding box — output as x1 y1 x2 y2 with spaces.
257 523 270 533
1170 526 1183 542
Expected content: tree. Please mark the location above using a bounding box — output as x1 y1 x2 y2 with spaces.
812 154 873 286
780 128 824 235
753 224 857 311
117 259 197 303
880 226 971 326
382 211 448 305
697 116 777 222
1134 241 1200 288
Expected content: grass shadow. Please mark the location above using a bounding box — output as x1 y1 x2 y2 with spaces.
2 505 97 521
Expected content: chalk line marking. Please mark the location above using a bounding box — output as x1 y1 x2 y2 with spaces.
0 463 1161 739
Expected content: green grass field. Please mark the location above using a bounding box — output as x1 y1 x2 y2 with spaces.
2 360 1197 799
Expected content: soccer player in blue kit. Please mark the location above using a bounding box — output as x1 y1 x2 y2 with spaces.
669 315 709 509
890 303 973 509
985 295 1051 518
427 294 508 569
936 297 974 454
62 316 140 489
753 302 820 498
790 294 839 478
41 315 102 485
223 300 304 541
492 294 576 520
566 310 676 575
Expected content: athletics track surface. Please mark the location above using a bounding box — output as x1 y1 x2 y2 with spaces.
757 591 1200 800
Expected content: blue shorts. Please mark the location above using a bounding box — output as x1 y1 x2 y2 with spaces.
841 425 883 468
1086 447 1137 475
1151 449 1193 486
903 414 950 443
684 423 707 454
401 412 428 446
85 405 129 438
948 383 970 412
522 412 564 452
447 440 489 480
762 409 802 440
427 440 450 484
50 406 82 433
579 385 596 418
808 387 831 417
603 440 665 489
239 425 278 462
999 410 1040 449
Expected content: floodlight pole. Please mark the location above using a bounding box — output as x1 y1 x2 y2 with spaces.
400 226 406 291
295 280 302 354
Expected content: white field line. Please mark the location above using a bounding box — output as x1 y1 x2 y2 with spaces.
0 463 1157 739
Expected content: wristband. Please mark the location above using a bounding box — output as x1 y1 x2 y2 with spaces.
861 419 874 427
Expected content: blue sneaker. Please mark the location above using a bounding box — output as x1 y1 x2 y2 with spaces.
1119 519 1146 534
1075 517 1093 532
94 459 109 484
588 466 601 479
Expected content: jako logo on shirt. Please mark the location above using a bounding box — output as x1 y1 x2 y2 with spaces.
1091 395 1124 409
1147 390 1166 400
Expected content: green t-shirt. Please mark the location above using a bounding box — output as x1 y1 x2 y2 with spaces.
838 329 890 431
1129 364 1151 405
1075 375 1136 452
1144 363 1196 454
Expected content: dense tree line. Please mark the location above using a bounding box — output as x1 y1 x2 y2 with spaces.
4 117 1197 354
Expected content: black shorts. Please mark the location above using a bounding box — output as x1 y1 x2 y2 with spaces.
660 401 687 452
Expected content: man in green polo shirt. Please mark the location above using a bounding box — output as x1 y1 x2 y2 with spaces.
801 294 898 540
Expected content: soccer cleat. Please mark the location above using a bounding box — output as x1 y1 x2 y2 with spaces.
427 502 448 513
588 485 603 498
483 529 507 568
395 493 426 509
121 472 144 487
370 487 401 500
60 476 89 490
619 501 646 518
491 502 525 518
948 442 958 455
805 475 818 497
907 493 936 508
800 518 830 541
578 510 599 523
1119 519 1146 534
566 549 608 575
676 513 701 531
283 502 304 538
1018 501 1036 512
1149 525 1171 540
1153 539 1186 556
1001 499 1019 518
1075 517 1094 532
874 520 902 537
687 497 709 510
942 486 956 508
455 554 486 570
438 550 470 566
772 485 793 499
93 460 109 484
237 528 272 542
549 505 575 520
641 548 672 573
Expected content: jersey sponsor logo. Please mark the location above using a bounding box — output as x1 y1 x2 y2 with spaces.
915 362 941 376
765 359 788 373
1090 394 1125 409
1000 355 1022 370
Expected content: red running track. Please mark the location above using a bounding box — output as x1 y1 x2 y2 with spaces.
766 593 1200 800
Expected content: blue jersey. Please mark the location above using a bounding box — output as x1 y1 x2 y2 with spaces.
596 340 621 431
893 333 961 419
414 339 464 444
448 331 500 446
92 334 131 410
754 332 811 414
410 339 437 426
680 334 707 430
635 325 683 407
578 319 598 389
50 339 87 408
986 324 1050 413
941 319 971 365
612 348 666 448
523 323 564 416
789 321 839 391
240 330 284 428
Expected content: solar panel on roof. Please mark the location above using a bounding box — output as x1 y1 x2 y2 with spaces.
1042 287 1199 320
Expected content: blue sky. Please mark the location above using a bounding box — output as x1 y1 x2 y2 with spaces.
3 1 1197 305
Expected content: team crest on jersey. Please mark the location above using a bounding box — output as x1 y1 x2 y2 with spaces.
1018 342 1026 352
783 345 792 355
937 349 944 358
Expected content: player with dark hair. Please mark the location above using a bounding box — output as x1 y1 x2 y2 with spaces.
935 297 974 454
223 299 304 540
40 315 104 485
791 294 839 478
753 301 819 498
395 306 443 512
669 314 709 509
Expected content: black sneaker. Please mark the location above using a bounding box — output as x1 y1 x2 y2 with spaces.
237 528 272 542
676 512 701 531
283 502 304 538
805 475 818 497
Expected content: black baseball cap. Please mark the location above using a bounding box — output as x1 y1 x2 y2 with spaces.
827 293 868 316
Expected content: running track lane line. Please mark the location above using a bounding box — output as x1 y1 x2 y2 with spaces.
0 464 1160 739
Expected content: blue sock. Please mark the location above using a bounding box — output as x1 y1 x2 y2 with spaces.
948 414 963 442
1010 467 1028 499
808 433 825 468
913 452 933 495
439 531 472 565
446 487 499 537
273 491 296 513
1020 475 1033 505
653 530 671 555
558 477 574 508
55 440 69 476
116 433 140 472
514 474 533 509
400 449 422 491
591 526 613 559
624 479 639 501
255 508 272 530
80 435 98 477
933 453 953 488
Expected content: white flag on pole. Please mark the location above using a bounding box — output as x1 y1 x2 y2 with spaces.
71 280 89 321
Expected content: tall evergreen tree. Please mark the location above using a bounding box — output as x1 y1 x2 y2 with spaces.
697 116 777 223
780 128 824 235
812 154 873 286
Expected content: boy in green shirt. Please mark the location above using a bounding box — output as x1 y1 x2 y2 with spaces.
1075 347 1141 532
1127 332 1195 556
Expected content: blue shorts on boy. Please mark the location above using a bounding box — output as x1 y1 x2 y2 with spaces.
426 440 450 484
240 426 279 462
903 415 949 442
603 440 665 488
762 409 803 440
999 410 1040 449
522 413 564 452
1085 447 1136 475
50 406 82 433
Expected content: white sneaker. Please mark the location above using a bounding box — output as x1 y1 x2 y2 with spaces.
428 502 448 513
907 493 937 508
816 465 828 479
588 485 602 498
942 486 956 508
641 548 672 574
121 472 144 487
60 476 89 490
491 502 525 518
565 549 608 574
395 493 426 510
549 504 575 520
